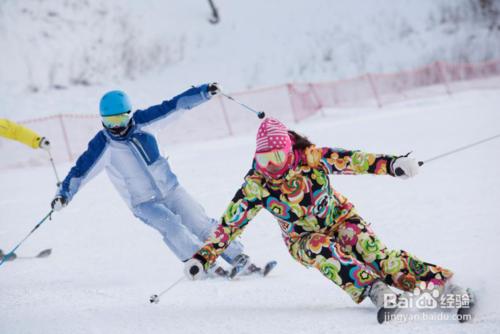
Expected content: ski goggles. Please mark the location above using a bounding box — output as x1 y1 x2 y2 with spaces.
255 149 289 170
102 112 130 128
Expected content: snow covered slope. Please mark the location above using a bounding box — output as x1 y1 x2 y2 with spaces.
1 87 499 333
1 0 499 106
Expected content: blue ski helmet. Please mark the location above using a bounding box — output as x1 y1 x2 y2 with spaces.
99 90 132 117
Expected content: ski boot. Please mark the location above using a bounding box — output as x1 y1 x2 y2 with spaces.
365 279 403 324
229 254 252 279
207 263 230 279
444 282 476 323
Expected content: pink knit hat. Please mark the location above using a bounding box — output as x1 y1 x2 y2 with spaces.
256 118 292 153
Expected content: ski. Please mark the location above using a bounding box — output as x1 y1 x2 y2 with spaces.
377 304 402 324
0 248 52 261
207 265 230 279
262 261 277 276
230 260 278 279
456 288 476 323
246 260 278 277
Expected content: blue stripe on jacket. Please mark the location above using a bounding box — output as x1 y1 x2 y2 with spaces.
59 131 108 200
133 84 210 127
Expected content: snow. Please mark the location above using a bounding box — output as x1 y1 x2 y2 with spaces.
1 87 500 333
1 0 499 119
2 0 500 332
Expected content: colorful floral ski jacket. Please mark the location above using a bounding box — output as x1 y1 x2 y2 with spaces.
194 146 397 269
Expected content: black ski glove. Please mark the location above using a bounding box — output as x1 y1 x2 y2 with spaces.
39 137 51 151
51 196 67 211
207 82 221 96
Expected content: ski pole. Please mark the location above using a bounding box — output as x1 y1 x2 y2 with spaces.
0 210 54 267
47 149 61 186
220 92 266 119
394 132 500 176
422 132 500 165
149 276 185 304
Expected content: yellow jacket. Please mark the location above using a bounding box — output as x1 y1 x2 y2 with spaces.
0 118 43 149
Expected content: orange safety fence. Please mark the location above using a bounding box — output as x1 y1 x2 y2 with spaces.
1 58 500 170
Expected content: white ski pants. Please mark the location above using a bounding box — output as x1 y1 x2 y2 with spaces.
132 185 244 263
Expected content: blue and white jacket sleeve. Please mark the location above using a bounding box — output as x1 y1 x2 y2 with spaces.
57 131 108 202
133 84 212 130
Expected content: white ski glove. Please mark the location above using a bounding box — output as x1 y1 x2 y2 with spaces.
207 82 221 96
391 156 420 179
184 258 206 280
39 137 51 151
51 196 67 211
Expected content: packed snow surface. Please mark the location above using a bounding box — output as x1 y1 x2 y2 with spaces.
1 87 499 333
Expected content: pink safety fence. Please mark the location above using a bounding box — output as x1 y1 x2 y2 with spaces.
2 59 500 170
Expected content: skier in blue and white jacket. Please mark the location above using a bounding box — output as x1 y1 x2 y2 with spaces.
50 83 257 277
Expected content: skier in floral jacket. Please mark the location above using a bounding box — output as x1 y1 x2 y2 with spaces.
185 117 458 309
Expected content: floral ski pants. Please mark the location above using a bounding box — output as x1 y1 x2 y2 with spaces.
287 213 453 303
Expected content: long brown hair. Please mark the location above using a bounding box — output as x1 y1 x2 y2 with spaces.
288 130 314 151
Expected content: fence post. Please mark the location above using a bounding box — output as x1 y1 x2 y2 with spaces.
286 83 300 123
366 73 382 108
308 83 325 117
436 61 452 96
58 114 73 162
217 95 233 136
331 82 340 107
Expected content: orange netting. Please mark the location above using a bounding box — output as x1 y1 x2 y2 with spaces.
2 59 500 170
